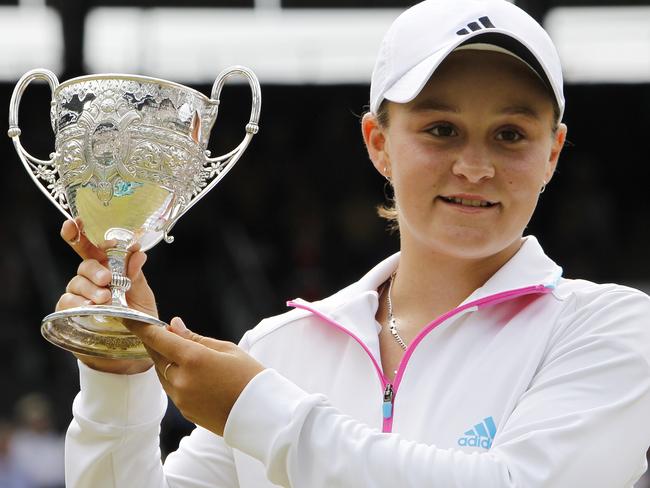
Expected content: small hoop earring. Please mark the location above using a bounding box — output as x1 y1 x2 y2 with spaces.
540 181 547 194
383 166 391 181
383 179 394 200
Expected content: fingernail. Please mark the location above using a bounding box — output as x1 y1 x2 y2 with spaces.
173 317 187 331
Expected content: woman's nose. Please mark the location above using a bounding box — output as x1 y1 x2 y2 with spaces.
451 146 495 183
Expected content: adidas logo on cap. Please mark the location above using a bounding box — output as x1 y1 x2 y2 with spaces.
456 16 495 35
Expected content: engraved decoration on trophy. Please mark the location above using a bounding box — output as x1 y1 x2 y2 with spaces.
8 67 261 359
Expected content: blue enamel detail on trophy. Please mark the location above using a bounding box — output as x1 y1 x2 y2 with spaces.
113 180 143 197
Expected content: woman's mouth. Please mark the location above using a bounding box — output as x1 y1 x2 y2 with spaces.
438 196 498 208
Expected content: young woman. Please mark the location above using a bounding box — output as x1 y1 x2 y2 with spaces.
58 0 650 486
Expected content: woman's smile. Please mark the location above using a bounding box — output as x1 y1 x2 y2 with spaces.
436 193 500 213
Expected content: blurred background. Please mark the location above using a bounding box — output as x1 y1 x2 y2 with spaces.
0 0 649 486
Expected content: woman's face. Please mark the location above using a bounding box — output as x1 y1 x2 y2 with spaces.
363 50 567 261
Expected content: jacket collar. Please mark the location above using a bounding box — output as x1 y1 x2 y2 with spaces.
461 235 562 305
289 235 562 342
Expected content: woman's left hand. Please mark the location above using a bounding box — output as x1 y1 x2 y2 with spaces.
127 317 265 436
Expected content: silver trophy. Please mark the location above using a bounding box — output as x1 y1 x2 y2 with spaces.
8 67 261 359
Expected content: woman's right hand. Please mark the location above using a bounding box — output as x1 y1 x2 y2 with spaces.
56 219 158 375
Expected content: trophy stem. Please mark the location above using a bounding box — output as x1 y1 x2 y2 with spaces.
106 248 131 308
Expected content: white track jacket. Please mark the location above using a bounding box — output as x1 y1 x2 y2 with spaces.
66 236 650 487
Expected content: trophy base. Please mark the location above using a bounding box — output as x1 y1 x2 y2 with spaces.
41 305 167 359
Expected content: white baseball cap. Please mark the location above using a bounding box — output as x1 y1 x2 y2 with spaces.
370 0 565 120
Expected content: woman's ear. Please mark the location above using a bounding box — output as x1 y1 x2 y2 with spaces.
545 122 567 184
362 113 391 179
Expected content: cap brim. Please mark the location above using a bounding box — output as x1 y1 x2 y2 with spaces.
382 44 452 106
382 30 561 117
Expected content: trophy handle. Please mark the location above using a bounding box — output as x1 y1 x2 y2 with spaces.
163 65 261 243
8 68 73 221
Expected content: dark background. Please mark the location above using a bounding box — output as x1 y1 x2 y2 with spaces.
1 0 649 459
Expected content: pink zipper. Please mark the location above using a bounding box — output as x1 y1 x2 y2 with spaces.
287 283 554 433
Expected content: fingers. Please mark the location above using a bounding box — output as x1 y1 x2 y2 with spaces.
55 292 91 312
63 220 150 281
60 218 80 244
65 275 111 304
58 259 112 311
126 251 147 281
127 322 197 364
71 259 112 304
168 317 234 353
167 317 192 339
77 259 111 285
60 219 106 261
129 317 234 365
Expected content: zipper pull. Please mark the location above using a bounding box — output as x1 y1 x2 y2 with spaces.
382 383 394 419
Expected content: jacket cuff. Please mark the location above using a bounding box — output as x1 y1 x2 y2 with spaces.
76 360 167 426
223 368 321 462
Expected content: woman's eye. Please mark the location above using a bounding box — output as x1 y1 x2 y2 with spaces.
429 124 457 137
496 129 524 142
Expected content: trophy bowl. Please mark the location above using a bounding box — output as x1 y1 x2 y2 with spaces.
8 67 261 359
